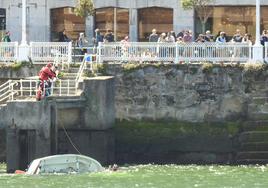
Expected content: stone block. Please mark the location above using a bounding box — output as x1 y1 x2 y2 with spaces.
83 77 115 130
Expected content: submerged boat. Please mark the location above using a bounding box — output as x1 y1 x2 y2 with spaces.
25 154 104 175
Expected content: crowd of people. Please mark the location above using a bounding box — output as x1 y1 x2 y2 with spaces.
147 29 258 45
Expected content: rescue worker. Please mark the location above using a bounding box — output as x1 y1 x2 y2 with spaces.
36 63 58 101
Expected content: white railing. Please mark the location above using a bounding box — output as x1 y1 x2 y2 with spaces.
17 79 77 97
30 42 72 64
98 42 252 63
0 42 19 62
75 56 88 89
0 79 78 104
265 42 268 62
0 80 18 103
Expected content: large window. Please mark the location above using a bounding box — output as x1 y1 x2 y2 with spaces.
51 7 85 42
138 7 173 41
95 7 129 41
195 6 268 41
0 8 6 38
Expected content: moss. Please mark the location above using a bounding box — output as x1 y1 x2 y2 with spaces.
57 72 64 79
10 62 23 71
70 63 81 68
92 63 109 75
242 62 266 74
115 120 242 143
201 62 213 74
0 163 6 173
0 61 33 71
83 71 96 77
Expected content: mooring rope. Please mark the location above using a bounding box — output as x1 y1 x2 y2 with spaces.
60 123 82 155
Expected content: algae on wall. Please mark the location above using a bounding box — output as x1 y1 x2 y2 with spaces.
115 120 241 164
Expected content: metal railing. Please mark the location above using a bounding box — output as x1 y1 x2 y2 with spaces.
75 55 88 88
0 42 19 62
30 42 72 64
0 80 17 103
265 42 268 62
98 42 252 63
0 79 78 104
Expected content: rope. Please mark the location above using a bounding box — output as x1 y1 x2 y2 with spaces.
60 123 82 155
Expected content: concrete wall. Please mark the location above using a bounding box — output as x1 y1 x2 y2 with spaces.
83 77 115 130
0 76 116 172
0 130 6 162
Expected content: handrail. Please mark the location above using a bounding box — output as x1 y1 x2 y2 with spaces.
0 80 12 93
0 78 78 104
265 42 268 62
75 54 88 89
0 80 18 103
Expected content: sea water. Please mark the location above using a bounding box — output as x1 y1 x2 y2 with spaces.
1 163 268 188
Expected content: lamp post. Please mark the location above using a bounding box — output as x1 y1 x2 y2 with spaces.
18 0 29 61
253 0 263 61
21 0 27 45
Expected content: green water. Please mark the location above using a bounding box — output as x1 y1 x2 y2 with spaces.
1 164 268 188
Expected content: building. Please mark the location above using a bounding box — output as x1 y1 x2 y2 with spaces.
0 0 268 43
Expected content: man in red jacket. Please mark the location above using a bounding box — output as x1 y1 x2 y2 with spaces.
36 63 58 101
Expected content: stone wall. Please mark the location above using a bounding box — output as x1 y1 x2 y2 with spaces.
103 63 267 122
0 64 42 79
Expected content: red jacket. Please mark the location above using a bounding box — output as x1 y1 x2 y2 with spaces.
39 66 56 81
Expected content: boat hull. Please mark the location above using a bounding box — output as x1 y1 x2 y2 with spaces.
26 154 104 174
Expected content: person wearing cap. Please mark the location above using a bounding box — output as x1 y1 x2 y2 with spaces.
36 63 59 101
2 31 11 42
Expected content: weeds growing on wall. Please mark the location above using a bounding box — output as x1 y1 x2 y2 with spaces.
0 61 33 71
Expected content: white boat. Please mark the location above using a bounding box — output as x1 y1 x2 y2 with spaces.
26 154 104 175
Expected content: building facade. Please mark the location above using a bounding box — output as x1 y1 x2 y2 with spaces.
0 0 268 43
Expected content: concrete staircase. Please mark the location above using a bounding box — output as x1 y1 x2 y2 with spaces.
236 81 268 164
52 66 79 96
236 122 268 164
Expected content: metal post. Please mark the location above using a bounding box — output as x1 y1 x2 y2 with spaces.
21 0 27 45
114 8 117 42
255 0 261 46
59 80 62 96
51 82 54 96
20 79 23 96
98 42 102 63
175 43 179 64
253 0 263 61
30 80 32 96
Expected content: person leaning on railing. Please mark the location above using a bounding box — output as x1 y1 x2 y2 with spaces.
36 63 59 101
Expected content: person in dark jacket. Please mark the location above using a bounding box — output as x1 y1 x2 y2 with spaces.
95 28 104 46
149 29 159 42
104 29 114 42
59 29 70 42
